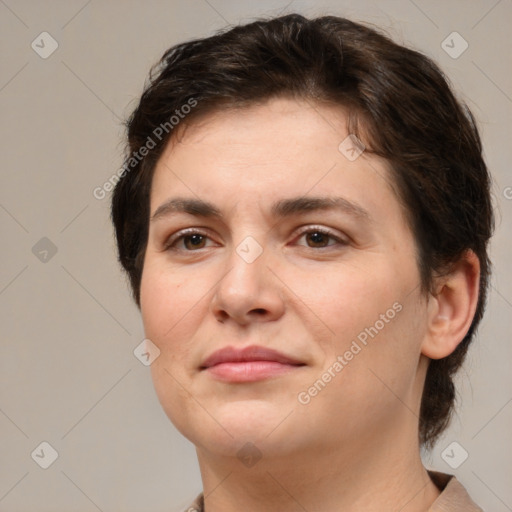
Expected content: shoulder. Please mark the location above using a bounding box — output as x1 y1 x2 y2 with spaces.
428 471 484 511
182 475 484 512
182 492 204 512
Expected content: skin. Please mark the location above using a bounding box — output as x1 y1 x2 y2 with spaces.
140 97 480 512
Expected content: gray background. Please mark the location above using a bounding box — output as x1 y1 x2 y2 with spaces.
1 0 511 511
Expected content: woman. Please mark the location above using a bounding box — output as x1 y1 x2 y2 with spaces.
111 14 493 511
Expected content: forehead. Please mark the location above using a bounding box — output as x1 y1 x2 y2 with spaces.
150 97 403 222
168 97 351 156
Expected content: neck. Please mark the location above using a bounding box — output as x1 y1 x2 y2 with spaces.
195 417 440 512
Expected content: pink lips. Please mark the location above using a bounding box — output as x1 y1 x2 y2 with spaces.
200 345 305 383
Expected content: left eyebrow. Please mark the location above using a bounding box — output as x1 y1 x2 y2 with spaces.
270 195 371 222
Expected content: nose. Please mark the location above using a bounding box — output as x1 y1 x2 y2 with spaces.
210 240 285 325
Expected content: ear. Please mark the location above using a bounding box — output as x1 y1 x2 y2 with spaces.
421 250 481 360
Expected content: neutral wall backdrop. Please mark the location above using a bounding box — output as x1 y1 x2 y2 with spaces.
1 1 511 511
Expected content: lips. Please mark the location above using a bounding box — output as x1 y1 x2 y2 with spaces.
200 345 305 383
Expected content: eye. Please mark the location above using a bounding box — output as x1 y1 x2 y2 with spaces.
294 226 347 249
164 226 347 252
164 229 216 251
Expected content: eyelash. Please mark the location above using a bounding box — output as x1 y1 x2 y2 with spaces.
164 226 348 252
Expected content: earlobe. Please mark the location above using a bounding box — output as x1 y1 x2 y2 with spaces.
421 250 480 360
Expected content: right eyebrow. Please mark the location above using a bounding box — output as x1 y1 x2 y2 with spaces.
150 198 223 222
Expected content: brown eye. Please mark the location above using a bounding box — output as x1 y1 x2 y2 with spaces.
296 227 346 249
182 234 207 250
305 231 331 247
165 230 215 251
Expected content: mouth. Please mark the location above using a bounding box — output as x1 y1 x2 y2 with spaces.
200 345 306 383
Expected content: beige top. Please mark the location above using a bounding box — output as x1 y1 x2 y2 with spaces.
182 471 483 511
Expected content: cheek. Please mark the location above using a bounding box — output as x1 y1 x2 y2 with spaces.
140 262 199 343
286 261 409 343
338 293 427 407
140 262 216 389
149 359 201 441
296 299 426 438
141 267 202 434
292 256 426 392
140 270 171 341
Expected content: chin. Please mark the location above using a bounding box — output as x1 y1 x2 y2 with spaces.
170 399 298 455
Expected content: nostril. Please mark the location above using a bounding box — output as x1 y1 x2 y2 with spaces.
216 311 228 323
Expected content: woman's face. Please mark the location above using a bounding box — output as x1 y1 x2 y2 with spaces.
140 98 429 459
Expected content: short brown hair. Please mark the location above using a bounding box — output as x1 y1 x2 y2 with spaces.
111 13 494 448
